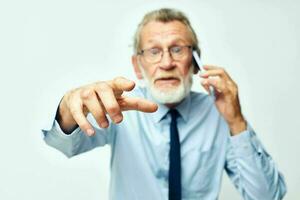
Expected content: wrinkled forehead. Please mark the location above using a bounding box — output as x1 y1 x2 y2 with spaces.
139 20 193 48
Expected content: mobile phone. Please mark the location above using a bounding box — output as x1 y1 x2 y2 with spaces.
192 50 215 97
192 50 203 71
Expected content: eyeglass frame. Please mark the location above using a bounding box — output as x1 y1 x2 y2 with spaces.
137 45 194 64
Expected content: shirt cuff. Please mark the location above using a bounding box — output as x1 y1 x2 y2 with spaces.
42 119 82 140
229 123 262 157
53 120 81 138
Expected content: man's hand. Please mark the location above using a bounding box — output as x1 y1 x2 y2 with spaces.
200 65 246 135
57 77 158 136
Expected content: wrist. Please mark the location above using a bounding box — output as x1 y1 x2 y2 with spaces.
228 116 247 136
56 97 78 134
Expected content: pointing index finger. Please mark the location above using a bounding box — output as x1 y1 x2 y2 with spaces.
118 96 158 113
108 77 136 92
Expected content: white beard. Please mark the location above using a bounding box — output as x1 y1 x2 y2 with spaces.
139 65 193 104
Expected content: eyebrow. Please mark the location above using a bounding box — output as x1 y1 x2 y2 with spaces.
143 38 188 48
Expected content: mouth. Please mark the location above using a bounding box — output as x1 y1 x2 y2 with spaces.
154 77 180 87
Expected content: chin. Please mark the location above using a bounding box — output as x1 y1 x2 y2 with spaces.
154 83 179 92
149 83 190 104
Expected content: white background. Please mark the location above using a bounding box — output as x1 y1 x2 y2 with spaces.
0 0 299 199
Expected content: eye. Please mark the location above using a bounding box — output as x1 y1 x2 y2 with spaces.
148 48 161 55
170 46 182 54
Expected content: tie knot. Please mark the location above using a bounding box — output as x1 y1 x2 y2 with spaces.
169 109 179 120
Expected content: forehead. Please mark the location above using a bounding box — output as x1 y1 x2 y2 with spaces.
140 20 192 47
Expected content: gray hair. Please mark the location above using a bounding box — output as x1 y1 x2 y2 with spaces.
133 8 201 57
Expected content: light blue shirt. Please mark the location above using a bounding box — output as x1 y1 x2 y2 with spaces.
42 86 287 200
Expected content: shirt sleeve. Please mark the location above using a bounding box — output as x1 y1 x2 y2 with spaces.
225 123 287 200
41 96 116 158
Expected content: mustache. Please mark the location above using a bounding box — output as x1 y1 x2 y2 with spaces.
153 74 181 81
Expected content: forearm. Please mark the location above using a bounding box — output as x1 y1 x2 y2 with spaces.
225 126 287 200
43 114 114 158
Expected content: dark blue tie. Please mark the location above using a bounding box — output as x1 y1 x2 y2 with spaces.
169 109 181 200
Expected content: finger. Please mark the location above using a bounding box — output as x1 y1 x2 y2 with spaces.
201 78 216 95
207 76 226 93
202 66 233 81
201 77 222 93
199 69 227 79
95 82 123 124
200 80 211 94
203 64 219 70
118 97 158 113
81 89 109 128
107 77 136 93
69 100 95 136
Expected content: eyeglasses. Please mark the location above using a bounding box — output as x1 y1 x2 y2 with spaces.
137 45 193 64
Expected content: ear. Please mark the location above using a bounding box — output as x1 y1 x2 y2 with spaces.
132 55 143 80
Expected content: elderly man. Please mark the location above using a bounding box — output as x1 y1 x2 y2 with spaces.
42 8 286 200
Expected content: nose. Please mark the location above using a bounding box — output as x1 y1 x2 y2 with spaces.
159 51 175 70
